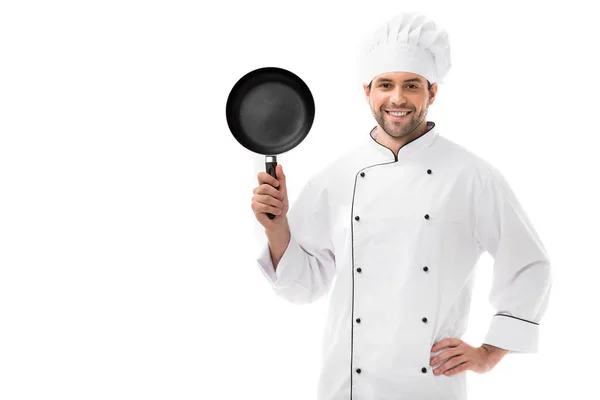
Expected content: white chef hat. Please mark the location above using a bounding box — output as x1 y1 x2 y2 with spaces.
357 12 451 86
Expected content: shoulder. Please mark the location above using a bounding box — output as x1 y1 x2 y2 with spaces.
432 134 499 185
308 143 368 187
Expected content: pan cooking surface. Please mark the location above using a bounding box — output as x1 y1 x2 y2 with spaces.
226 67 314 155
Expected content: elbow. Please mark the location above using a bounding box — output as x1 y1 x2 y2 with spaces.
273 281 326 305
270 245 335 305
540 258 553 290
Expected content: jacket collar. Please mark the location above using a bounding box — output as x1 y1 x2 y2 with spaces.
368 121 438 161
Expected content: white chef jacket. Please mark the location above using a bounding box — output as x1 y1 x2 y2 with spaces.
256 121 552 400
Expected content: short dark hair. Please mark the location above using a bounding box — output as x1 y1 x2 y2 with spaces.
368 79 433 91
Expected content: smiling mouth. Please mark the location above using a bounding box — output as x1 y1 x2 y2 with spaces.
385 110 412 120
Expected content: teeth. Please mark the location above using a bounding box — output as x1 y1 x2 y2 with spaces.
388 111 409 117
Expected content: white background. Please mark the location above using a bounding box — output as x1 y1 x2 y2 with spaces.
1 1 598 399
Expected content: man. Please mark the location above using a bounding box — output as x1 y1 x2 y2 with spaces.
251 12 552 400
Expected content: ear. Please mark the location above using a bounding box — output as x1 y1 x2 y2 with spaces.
428 83 438 105
363 83 370 103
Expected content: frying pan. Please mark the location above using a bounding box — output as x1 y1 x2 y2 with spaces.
226 66 315 219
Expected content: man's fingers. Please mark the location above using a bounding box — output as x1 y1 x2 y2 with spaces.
431 338 462 352
430 347 463 366
276 164 286 182
436 357 469 376
273 165 287 196
253 184 284 200
255 194 284 209
251 203 282 216
257 171 280 188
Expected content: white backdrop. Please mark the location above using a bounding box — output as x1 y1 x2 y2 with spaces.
1 1 598 399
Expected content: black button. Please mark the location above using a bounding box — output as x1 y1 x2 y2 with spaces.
427 169 432 174
423 266 429 272
357 267 362 273
356 368 361 374
424 214 429 219
421 367 427 373
360 172 365 177
422 317 428 323
356 318 361 323
355 216 360 221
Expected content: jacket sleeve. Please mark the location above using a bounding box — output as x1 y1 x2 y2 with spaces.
474 166 553 354
256 176 336 304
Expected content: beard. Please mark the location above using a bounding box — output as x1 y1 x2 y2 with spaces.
372 103 428 139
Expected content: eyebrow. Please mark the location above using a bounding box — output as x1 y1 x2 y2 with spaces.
375 77 423 84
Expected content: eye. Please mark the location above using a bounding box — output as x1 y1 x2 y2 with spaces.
406 84 419 89
379 83 391 88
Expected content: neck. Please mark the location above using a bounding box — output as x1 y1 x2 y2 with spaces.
376 119 429 157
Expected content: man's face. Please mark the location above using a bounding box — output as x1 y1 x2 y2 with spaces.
363 72 437 138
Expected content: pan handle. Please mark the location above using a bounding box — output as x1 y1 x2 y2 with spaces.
265 155 278 220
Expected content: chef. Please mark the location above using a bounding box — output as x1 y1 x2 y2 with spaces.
251 12 552 400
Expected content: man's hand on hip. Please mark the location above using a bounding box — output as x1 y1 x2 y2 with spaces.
430 338 509 377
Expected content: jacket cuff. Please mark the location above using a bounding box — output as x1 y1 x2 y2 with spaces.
483 313 540 353
256 234 303 287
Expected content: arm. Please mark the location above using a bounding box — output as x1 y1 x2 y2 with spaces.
256 177 336 304
474 166 553 354
265 219 291 271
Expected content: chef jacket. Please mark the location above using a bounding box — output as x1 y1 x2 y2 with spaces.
256 121 552 400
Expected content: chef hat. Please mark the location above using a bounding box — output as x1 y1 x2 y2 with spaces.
357 12 451 86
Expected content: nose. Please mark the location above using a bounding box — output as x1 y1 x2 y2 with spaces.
390 86 407 104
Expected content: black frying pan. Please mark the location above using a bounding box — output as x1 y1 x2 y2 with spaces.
226 66 315 219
